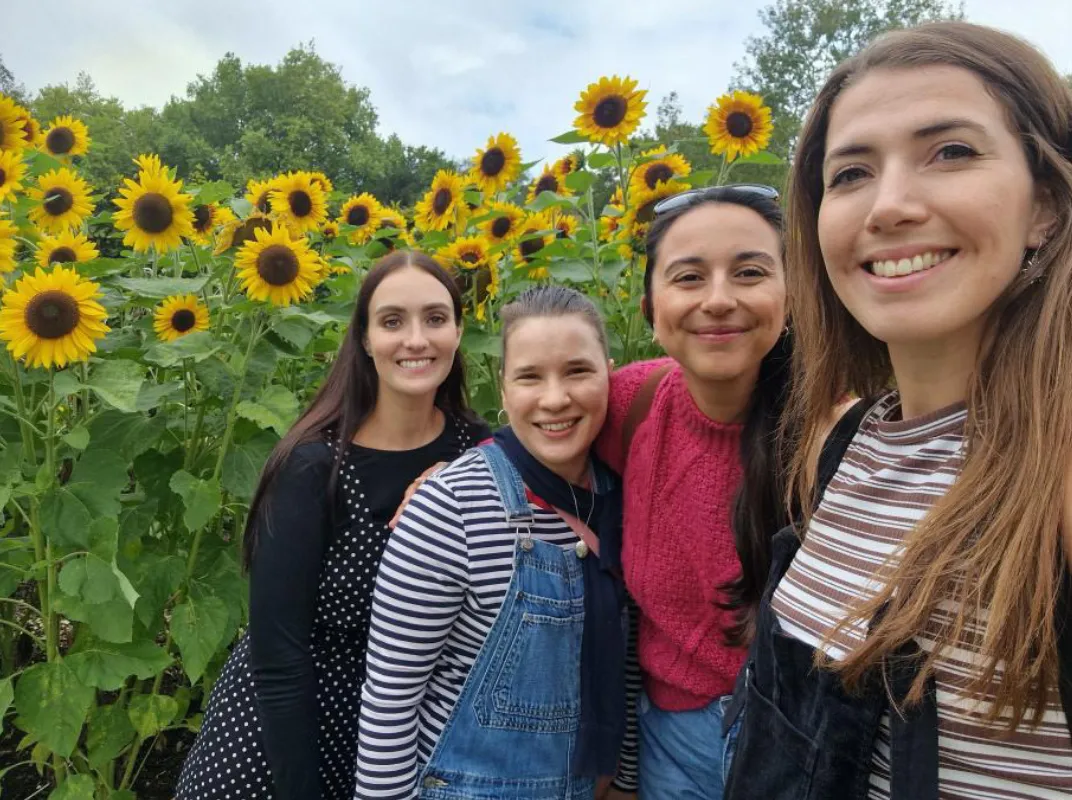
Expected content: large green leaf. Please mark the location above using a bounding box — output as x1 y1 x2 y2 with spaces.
59 554 120 605
169 470 222 533
14 661 94 758
171 595 229 683
69 448 129 519
462 330 502 358
271 317 320 351
52 590 135 644
86 702 136 771
564 170 594 194
144 331 222 367
548 260 598 283
112 276 209 299
131 553 184 631
0 677 12 734
192 180 236 205
66 640 171 690
236 384 299 436
221 430 278 500
87 410 166 461
587 152 617 169
550 130 590 144
39 487 93 549
136 380 184 412
127 694 179 739
87 359 147 413
48 774 96 800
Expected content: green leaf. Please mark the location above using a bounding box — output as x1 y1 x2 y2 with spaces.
132 554 184 631
548 260 598 283
144 331 222 367
222 430 278 500
135 380 184 412
14 661 94 758
66 640 171 691
271 318 318 351
48 774 96 800
734 151 784 165
86 702 136 771
192 180 236 205
39 488 92 549
462 330 502 358
127 694 179 739
69 448 129 518
112 276 209 299
530 191 579 212
88 410 166 461
62 425 90 451
587 152 617 169
53 370 83 400
87 359 147 413
682 170 716 187
171 595 229 683
0 677 12 734
169 471 222 533
59 554 119 605
236 384 299 436
549 130 590 144
564 170 594 194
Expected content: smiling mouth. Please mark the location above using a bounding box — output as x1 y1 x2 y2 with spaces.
863 250 956 278
398 358 433 369
535 419 579 432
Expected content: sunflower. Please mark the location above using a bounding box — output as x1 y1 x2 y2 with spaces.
703 91 773 162
625 179 691 240
42 115 90 158
0 217 16 273
513 213 555 279
479 202 525 244
190 202 236 246
437 235 499 273
245 178 279 214
553 214 579 240
307 171 334 194
154 294 210 342
372 208 407 251
573 75 647 147
338 193 384 244
269 171 328 233
28 168 93 233
0 265 110 369
133 153 168 180
12 107 43 149
320 221 339 240
35 230 99 268
414 170 467 232
234 225 321 306
0 148 26 202
526 166 573 205
0 96 29 152
113 168 195 253
630 146 691 197
470 132 521 194
214 213 273 255
554 154 581 178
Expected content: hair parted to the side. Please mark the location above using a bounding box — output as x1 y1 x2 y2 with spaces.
499 285 609 362
645 188 793 646
242 250 479 570
783 21 1072 727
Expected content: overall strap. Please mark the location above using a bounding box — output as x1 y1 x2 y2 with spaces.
813 398 874 512
621 363 674 458
476 443 534 525
1057 573 1072 740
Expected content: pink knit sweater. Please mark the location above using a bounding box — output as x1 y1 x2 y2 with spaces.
596 358 745 711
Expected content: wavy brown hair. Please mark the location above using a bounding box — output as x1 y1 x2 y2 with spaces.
783 21 1072 728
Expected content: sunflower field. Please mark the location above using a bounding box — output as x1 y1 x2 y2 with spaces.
0 78 777 797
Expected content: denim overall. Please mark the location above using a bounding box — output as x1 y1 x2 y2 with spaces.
416 443 595 800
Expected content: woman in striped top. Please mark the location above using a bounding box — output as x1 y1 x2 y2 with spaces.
725 21 1072 800
355 286 637 799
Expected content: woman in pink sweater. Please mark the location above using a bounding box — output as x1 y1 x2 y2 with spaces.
596 185 790 799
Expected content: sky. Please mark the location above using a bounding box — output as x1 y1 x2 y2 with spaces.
6 0 1072 168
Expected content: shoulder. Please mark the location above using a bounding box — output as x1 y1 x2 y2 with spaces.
272 439 333 484
452 413 492 446
608 357 677 407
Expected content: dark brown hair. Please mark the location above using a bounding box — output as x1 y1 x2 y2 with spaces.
499 285 609 361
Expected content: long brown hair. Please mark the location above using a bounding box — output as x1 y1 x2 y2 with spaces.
242 250 478 569
783 21 1072 728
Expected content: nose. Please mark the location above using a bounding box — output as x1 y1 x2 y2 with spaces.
699 273 738 316
538 378 570 411
404 323 429 349
865 164 928 234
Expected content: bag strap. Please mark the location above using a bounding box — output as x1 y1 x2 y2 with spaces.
621 364 674 460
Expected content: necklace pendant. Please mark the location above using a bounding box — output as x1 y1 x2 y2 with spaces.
574 540 589 559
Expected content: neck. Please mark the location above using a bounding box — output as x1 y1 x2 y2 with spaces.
353 388 443 450
542 455 590 487
682 363 759 424
887 323 981 420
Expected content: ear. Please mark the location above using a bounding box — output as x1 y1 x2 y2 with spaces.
1028 185 1058 249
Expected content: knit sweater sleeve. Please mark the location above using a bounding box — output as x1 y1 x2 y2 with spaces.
595 357 675 473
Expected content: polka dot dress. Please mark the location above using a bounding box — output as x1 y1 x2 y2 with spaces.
176 415 487 799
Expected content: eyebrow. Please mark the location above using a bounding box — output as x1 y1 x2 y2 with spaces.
664 252 776 270
510 357 597 374
374 302 451 315
825 117 990 163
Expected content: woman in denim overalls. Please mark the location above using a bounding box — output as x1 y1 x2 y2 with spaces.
356 286 638 800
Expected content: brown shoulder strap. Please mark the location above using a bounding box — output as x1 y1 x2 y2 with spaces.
621 363 674 459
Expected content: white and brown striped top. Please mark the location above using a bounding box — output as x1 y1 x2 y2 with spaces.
771 392 1072 799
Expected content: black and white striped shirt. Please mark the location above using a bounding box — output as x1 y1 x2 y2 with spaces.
354 449 640 799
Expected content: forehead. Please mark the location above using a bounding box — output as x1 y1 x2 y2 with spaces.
657 203 781 266
505 315 604 366
369 266 452 310
827 65 1012 149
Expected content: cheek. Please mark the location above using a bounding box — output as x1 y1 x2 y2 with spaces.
818 199 855 267
652 287 688 332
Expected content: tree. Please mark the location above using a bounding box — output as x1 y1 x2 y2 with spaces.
0 54 26 102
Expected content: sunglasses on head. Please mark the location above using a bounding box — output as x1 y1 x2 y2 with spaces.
650 183 780 220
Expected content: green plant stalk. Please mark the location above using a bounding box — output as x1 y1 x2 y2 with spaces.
43 371 66 786
212 313 263 483
8 355 37 464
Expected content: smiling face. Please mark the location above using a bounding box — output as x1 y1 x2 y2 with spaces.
364 265 462 404
501 315 611 484
650 202 786 387
818 65 1054 349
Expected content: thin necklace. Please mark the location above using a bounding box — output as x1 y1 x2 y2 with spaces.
567 479 595 529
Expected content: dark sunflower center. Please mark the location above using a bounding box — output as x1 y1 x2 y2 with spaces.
288 190 313 217
255 193 271 213
519 236 543 262
193 205 212 232
48 247 78 264
593 95 627 128
347 205 370 226
20 119 34 139
132 193 174 233
171 309 197 332
25 290 80 339
256 244 300 286
535 175 559 195
557 225 570 240
726 111 754 138
480 148 506 177
44 188 74 216
46 127 76 155
233 218 272 250
460 251 481 265
491 216 511 239
432 188 453 216
0 168 6 185
645 163 674 189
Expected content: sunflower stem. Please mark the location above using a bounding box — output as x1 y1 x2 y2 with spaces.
714 153 730 187
212 312 263 483
43 371 58 662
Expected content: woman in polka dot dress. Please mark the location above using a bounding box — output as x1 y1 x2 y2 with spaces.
175 251 490 800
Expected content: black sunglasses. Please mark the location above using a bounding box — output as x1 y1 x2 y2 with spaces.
650 183 780 220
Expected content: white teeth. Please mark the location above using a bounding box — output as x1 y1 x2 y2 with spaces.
868 250 951 278
537 420 577 432
399 358 432 369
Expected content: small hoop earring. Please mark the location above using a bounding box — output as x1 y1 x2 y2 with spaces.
496 408 508 427
1021 247 1043 284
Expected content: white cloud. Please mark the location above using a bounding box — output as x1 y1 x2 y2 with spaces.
6 0 1070 170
